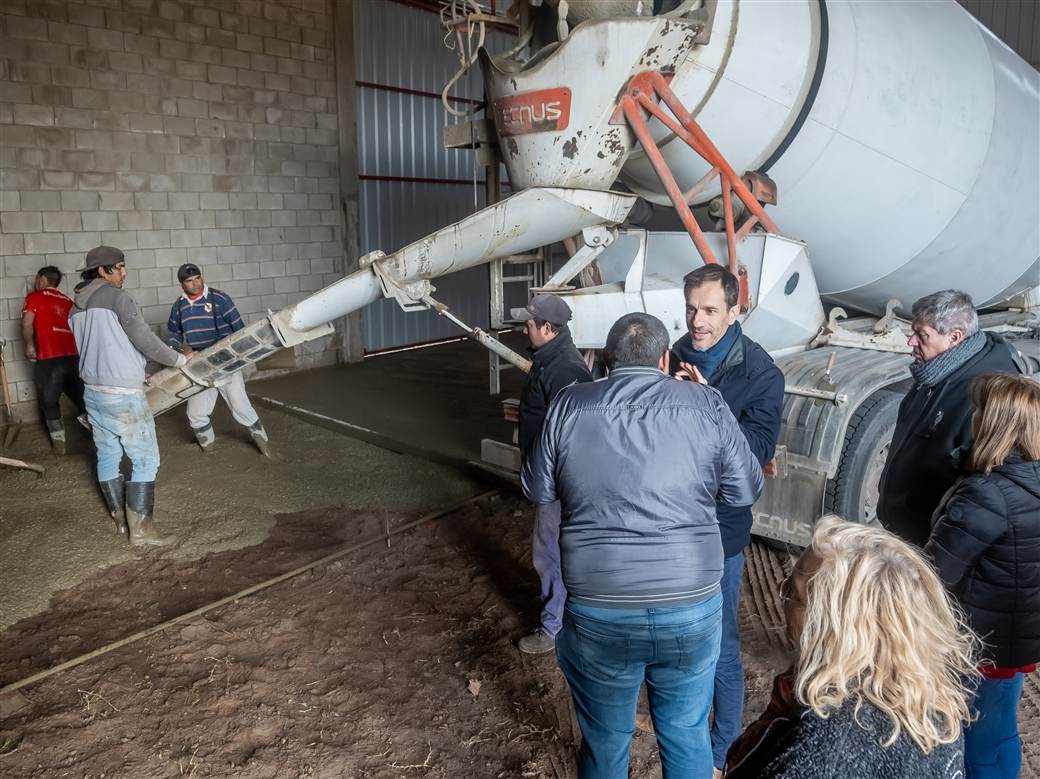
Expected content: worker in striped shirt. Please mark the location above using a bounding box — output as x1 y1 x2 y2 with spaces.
166 263 272 456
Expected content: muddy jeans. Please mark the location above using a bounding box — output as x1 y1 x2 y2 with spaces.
533 500 567 636
84 386 160 482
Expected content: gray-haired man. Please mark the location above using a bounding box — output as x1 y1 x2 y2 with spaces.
878 289 1024 546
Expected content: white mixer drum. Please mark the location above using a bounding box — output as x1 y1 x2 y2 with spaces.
617 0 1040 313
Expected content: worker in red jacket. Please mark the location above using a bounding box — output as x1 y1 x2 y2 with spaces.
21 265 86 454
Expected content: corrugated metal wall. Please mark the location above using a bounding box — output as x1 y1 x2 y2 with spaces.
958 0 1039 69
353 0 510 350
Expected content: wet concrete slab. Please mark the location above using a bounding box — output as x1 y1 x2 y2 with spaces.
0 390 485 630
249 337 528 464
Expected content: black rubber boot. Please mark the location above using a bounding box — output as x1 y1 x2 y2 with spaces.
126 481 173 547
98 476 127 535
45 418 66 455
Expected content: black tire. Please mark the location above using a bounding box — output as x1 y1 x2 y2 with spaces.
824 389 903 526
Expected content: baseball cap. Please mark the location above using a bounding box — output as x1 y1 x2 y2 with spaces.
510 294 573 327
77 245 124 271
177 263 202 282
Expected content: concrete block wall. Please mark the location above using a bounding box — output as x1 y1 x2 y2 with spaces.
0 0 343 420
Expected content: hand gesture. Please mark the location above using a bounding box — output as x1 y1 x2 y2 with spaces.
674 361 707 384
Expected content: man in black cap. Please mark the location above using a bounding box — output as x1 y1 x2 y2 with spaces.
510 294 593 653
166 263 271 456
69 246 188 545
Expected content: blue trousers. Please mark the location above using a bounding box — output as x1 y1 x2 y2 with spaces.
965 674 1024 779
84 387 160 482
711 552 745 769
557 593 723 779
532 500 566 636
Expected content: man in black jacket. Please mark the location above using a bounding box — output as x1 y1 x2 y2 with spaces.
669 264 785 775
878 289 1023 546
511 294 593 654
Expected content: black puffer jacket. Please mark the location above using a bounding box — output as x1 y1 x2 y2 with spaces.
925 456 1040 668
517 327 592 459
878 333 1023 546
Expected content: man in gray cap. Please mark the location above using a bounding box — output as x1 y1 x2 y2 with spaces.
69 246 188 546
510 294 593 653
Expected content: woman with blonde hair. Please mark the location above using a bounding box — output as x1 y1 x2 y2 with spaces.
925 373 1040 779
724 515 975 778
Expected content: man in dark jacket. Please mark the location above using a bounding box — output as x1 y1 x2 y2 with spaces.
669 264 785 774
511 294 593 654
878 289 1023 546
522 312 763 777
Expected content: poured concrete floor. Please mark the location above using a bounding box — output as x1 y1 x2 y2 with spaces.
0 357 488 630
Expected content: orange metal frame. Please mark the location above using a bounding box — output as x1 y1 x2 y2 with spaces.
611 71 782 310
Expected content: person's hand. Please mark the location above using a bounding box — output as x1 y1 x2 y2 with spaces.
176 344 194 356
24 343 37 361
674 361 707 384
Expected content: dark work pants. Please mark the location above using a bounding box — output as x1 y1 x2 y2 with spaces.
34 355 86 420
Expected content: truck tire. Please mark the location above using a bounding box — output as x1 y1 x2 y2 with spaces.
824 390 903 527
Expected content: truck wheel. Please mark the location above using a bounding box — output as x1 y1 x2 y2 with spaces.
824 390 903 526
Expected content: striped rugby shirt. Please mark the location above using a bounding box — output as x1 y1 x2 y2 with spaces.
166 286 244 350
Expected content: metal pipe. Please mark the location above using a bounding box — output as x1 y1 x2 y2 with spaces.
784 385 848 404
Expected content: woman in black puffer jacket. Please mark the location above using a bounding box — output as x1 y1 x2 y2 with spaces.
925 373 1040 779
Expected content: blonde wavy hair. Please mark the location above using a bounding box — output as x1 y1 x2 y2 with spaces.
795 515 978 753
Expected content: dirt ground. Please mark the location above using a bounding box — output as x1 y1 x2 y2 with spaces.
0 491 793 778
5 491 1034 778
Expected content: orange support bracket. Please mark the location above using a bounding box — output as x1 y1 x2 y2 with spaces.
611 70 783 310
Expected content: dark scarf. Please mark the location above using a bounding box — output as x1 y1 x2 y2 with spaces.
673 321 742 381
909 330 987 387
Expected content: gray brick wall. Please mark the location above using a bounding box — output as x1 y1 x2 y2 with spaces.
0 0 341 419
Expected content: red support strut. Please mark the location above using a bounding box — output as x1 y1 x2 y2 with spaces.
612 71 783 310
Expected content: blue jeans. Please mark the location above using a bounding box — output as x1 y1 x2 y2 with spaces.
84 387 160 482
557 593 724 779
965 674 1024 779
533 500 566 636
711 552 744 769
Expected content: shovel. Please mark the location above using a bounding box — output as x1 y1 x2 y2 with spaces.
0 340 21 448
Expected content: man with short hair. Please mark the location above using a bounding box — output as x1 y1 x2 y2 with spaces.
510 294 592 654
670 264 785 776
166 263 271 456
21 265 86 454
523 312 763 777
878 289 1024 546
70 246 188 545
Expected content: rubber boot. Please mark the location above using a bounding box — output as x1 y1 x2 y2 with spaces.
192 423 215 452
249 420 272 457
45 418 66 455
98 476 127 535
126 481 173 547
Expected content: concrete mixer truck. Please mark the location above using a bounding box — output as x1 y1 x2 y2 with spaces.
143 0 1039 546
